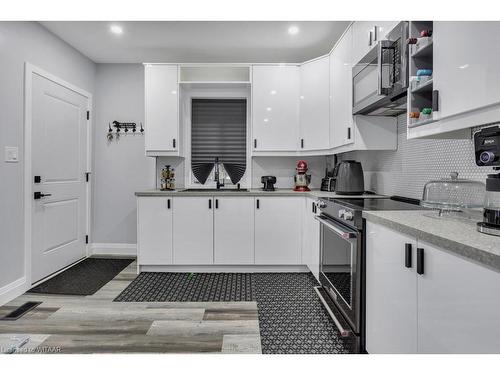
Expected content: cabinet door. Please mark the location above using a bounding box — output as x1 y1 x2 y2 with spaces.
137 197 173 265
351 22 376 66
255 197 302 264
417 240 500 353
144 64 179 154
433 22 500 119
172 197 213 265
330 26 354 148
299 56 330 150
252 66 300 151
302 198 320 281
214 197 254 264
365 222 417 354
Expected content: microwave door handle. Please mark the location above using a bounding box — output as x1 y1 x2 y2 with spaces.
377 41 384 95
315 216 357 239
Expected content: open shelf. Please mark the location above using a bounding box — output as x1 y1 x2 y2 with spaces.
411 39 433 59
411 78 433 94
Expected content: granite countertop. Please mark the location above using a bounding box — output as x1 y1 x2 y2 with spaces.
135 189 386 199
363 210 500 271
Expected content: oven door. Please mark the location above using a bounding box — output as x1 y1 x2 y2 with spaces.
316 214 361 334
352 40 396 115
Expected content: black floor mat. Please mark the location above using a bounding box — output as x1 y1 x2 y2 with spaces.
114 272 253 302
114 272 354 354
28 258 134 296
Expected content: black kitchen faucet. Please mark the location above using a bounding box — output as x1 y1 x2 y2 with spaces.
214 157 224 190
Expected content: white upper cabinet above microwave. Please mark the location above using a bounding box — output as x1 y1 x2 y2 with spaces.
433 22 500 120
299 56 330 151
351 21 399 65
252 65 300 151
144 64 179 156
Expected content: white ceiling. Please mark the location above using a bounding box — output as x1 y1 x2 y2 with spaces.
40 21 351 64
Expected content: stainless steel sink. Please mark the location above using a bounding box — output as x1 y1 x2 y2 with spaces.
179 188 249 192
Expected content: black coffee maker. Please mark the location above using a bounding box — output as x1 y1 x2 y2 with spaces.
261 176 277 191
474 126 500 236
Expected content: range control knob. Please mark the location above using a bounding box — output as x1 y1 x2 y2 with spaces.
480 151 496 164
317 200 327 209
338 209 346 218
343 211 354 221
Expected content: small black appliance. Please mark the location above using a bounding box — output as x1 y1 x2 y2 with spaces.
261 176 277 191
474 125 500 236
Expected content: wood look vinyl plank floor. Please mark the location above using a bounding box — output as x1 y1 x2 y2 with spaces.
0 260 262 354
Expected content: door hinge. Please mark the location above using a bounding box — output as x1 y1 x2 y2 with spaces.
85 235 89 244
85 172 91 182
86 111 90 120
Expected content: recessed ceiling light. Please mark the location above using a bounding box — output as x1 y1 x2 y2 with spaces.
270 90 277 95
110 24 123 35
288 26 299 35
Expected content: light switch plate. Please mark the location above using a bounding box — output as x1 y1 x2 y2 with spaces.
5 146 19 163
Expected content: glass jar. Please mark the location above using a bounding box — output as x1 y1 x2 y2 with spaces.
484 173 500 226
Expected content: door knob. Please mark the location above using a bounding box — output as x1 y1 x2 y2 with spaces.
34 192 52 200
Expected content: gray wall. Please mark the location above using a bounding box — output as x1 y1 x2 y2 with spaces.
335 114 492 199
92 64 155 244
0 22 96 289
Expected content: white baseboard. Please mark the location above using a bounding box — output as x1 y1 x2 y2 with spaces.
139 265 309 273
0 277 27 306
89 243 137 257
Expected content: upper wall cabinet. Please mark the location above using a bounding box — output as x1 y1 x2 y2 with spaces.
330 26 354 148
351 21 399 65
144 64 180 156
299 56 330 151
252 65 300 152
433 22 500 120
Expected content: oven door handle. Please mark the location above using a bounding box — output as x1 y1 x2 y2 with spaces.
315 216 357 239
314 287 352 337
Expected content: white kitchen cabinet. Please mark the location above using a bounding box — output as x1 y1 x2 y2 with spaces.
252 65 300 151
330 26 354 148
172 197 213 264
302 198 320 281
214 197 254 264
137 197 173 265
433 22 500 120
417 240 500 354
365 222 417 354
299 56 330 151
351 22 399 65
144 64 179 156
255 197 302 264
366 220 500 354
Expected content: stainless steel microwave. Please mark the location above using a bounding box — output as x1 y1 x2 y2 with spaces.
352 21 409 116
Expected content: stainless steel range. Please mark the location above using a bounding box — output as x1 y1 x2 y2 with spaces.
313 197 423 352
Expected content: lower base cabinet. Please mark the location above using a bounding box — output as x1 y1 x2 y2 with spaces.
137 197 173 265
366 221 500 354
255 197 302 265
303 198 320 280
214 197 254 264
173 197 213 265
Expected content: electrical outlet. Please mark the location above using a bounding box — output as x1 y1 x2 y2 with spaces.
4 146 19 163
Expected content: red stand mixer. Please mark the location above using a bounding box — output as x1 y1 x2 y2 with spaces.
293 160 311 192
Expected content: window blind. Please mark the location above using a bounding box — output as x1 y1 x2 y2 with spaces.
191 99 247 184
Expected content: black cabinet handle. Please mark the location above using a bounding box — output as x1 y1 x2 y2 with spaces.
405 243 412 268
209 199 212 209
215 199 219 209
34 175 41 183
254 139 257 149
34 192 52 200
432 90 439 112
347 127 351 140
301 139 304 149
417 248 424 275
256 199 260 209
167 199 171 209
172 138 176 148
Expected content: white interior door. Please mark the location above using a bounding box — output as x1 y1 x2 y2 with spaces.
31 72 89 283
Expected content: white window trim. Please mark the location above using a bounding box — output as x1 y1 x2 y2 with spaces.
180 86 251 189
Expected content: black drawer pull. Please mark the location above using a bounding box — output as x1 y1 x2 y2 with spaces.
256 199 260 209
301 139 304 149
172 138 176 148
405 243 412 268
209 199 212 209
167 199 171 209
417 248 424 275
215 199 219 209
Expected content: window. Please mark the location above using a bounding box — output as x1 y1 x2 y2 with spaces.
190 99 247 186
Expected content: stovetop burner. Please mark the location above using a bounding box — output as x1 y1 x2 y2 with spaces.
331 198 424 212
